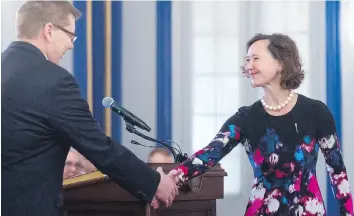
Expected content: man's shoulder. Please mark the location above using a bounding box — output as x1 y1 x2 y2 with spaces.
40 61 73 79
36 61 78 90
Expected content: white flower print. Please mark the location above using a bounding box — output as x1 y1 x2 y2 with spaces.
192 157 203 165
294 205 304 215
242 138 251 152
318 135 336 149
338 179 350 196
330 172 350 198
288 184 295 193
214 136 229 146
177 172 187 182
304 198 325 215
269 153 279 165
250 183 266 202
267 198 280 213
276 142 284 150
326 164 334 174
333 172 347 181
265 189 281 201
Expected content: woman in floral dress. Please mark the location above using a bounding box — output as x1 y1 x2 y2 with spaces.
153 33 353 215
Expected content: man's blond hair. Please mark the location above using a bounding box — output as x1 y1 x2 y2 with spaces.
16 1 82 39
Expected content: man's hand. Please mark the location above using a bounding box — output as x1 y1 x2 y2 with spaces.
152 168 182 209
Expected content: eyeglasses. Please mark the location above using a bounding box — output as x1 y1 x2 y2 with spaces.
53 24 77 43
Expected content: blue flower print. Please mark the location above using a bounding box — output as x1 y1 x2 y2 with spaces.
228 125 236 138
303 135 311 144
295 146 304 162
329 149 342 168
281 196 288 205
197 154 210 162
260 128 279 154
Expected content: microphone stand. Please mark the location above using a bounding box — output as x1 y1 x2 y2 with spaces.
125 122 187 163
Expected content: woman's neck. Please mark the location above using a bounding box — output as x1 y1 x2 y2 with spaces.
261 85 298 115
263 85 290 106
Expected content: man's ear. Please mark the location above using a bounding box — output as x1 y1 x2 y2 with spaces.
43 23 54 42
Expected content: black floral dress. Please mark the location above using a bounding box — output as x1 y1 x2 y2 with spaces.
173 94 353 216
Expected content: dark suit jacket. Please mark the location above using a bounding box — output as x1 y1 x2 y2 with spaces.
1 41 160 216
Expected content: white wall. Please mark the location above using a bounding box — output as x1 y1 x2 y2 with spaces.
121 1 157 161
1 1 22 51
341 1 354 190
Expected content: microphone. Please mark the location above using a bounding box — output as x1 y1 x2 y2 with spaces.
131 140 181 152
102 97 151 132
103 97 188 163
130 140 188 163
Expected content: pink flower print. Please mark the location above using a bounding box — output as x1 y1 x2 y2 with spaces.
235 131 241 140
344 195 353 214
207 160 214 167
290 162 295 172
178 165 189 175
294 182 300 192
308 175 323 202
245 198 263 216
194 149 205 156
294 172 303 192
253 149 264 166
275 170 286 178
301 138 316 153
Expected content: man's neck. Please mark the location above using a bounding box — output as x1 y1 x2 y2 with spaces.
20 38 48 60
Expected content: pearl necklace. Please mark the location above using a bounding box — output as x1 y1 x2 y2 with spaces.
261 91 295 111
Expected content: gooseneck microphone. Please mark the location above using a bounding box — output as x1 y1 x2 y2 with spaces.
102 97 151 132
102 96 188 163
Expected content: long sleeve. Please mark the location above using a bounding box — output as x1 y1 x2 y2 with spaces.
174 107 248 183
316 102 353 215
48 73 160 202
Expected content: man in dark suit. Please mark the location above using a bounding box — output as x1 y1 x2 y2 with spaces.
2 1 180 216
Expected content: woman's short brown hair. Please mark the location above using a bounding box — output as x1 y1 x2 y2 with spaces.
242 33 305 90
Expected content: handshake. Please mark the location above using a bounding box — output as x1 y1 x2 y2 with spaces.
152 167 182 209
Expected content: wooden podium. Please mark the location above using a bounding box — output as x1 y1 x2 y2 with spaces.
63 163 227 216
